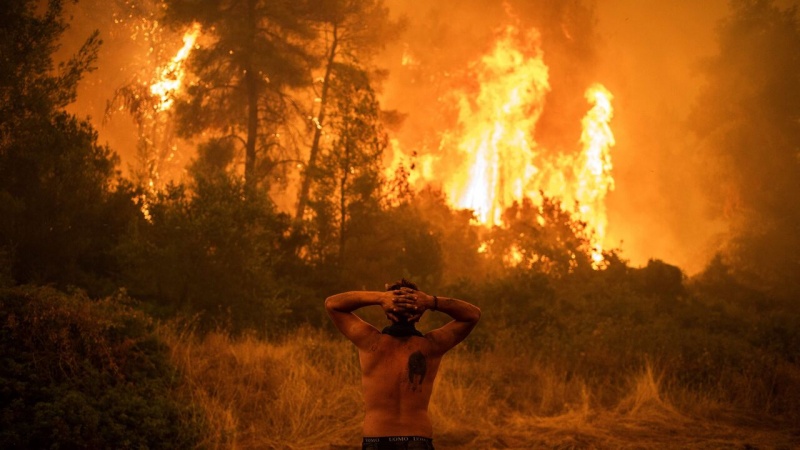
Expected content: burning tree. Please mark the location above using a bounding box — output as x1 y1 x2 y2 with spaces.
163 0 315 189
107 16 201 219
400 22 616 269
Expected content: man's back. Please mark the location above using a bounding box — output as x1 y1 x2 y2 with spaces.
359 334 443 437
324 282 480 449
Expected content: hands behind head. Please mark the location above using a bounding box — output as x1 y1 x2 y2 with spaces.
382 287 431 323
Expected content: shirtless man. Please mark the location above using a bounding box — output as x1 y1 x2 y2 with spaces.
325 279 481 450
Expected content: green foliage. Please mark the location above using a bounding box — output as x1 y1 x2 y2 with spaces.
118 140 294 334
338 200 446 291
0 286 202 449
403 188 484 288
456 251 800 416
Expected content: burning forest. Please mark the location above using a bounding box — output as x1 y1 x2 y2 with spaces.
1 0 799 448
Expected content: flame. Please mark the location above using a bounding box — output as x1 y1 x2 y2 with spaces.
134 22 201 222
150 22 201 111
446 25 550 226
576 84 615 264
404 24 615 267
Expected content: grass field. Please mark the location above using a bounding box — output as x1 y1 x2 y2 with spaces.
163 325 800 449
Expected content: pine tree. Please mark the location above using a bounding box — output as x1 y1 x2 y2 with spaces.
294 0 402 222
163 0 315 188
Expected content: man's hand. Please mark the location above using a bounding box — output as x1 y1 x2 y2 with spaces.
391 287 435 322
381 288 430 322
380 290 401 322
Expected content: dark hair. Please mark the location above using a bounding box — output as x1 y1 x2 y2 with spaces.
386 278 418 291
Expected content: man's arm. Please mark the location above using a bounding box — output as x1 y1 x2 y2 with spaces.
325 290 409 349
402 289 481 355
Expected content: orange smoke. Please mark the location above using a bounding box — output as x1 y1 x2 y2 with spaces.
401 24 615 266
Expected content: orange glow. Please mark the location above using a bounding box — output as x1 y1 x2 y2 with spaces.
399 24 616 267
135 23 202 221
576 84 615 265
150 22 201 111
446 25 550 226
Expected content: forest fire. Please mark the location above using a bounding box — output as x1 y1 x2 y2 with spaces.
134 22 201 221
7 1 800 448
576 84 615 264
426 25 615 265
445 25 550 227
149 22 201 111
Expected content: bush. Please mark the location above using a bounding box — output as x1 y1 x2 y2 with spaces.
0 286 202 449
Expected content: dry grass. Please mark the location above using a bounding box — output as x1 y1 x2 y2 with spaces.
163 326 364 449
162 326 800 449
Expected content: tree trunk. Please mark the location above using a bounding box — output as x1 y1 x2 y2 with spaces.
244 0 258 189
295 24 339 222
245 69 258 189
338 139 350 264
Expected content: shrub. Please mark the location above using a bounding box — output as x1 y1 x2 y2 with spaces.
0 286 202 449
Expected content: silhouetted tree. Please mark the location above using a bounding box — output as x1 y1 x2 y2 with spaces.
398 187 482 287
0 0 133 292
691 0 800 298
294 0 403 223
487 196 595 278
306 68 388 269
163 0 315 188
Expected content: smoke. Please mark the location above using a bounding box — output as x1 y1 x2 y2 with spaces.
378 0 732 273
59 0 797 277
593 0 730 273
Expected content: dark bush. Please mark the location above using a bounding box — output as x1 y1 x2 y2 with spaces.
0 286 202 449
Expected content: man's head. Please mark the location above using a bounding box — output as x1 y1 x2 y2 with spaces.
386 278 418 292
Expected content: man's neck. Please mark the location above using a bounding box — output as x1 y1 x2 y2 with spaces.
381 322 422 337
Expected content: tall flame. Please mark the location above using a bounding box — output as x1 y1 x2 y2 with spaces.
137 22 202 222
576 84 615 264
150 22 201 111
447 25 550 226
409 24 615 266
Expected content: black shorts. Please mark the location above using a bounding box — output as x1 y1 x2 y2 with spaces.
362 436 435 450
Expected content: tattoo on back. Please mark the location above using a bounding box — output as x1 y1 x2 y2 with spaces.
407 351 427 390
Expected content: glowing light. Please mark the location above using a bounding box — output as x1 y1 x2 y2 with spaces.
400 24 616 268
150 22 201 111
402 43 420 67
576 84 615 265
446 25 550 226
